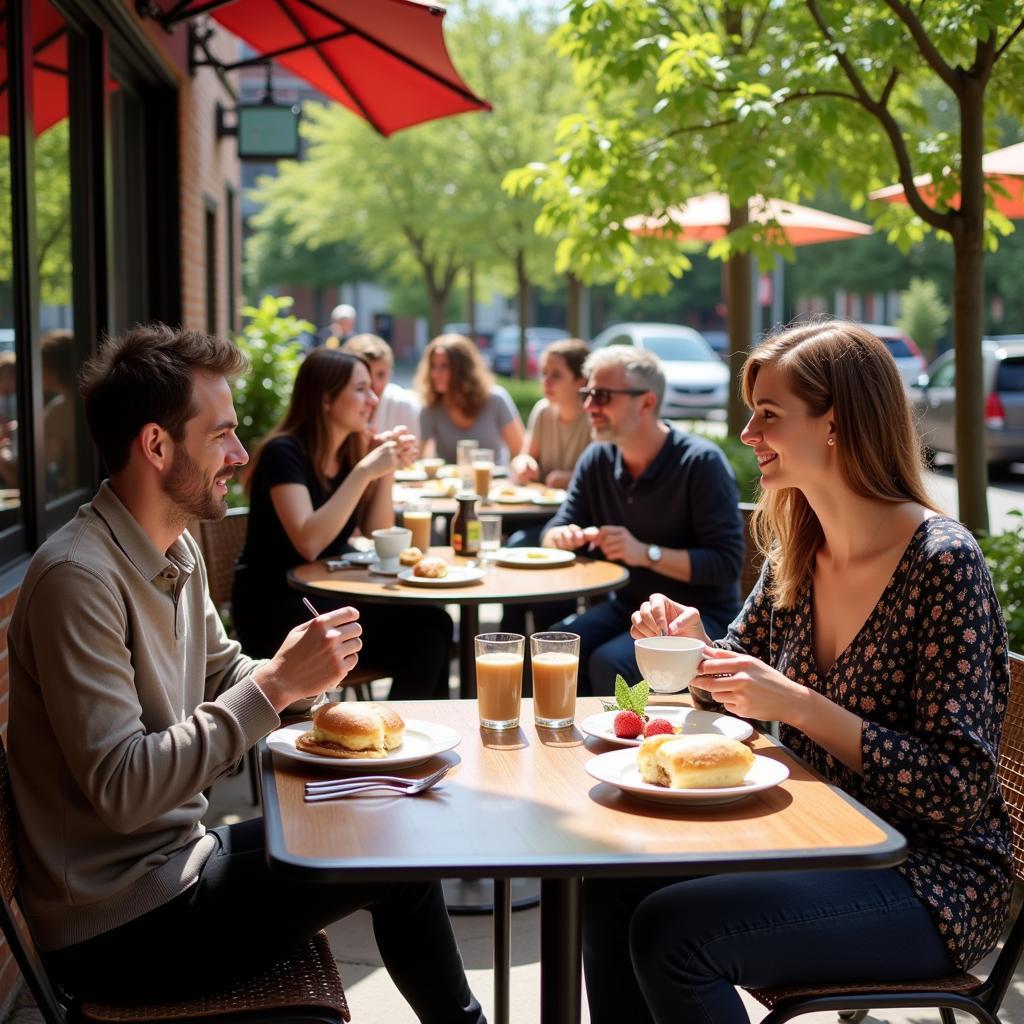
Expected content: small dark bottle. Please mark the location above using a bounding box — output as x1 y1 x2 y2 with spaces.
450 492 481 556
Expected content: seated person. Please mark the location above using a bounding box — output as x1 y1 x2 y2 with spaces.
511 337 592 491
415 333 524 465
7 324 483 1019
343 332 422 440
541 346 744 694
587 320 1012 1024
233 348 453 700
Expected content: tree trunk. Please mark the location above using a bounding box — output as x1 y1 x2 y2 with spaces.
725 201 752 438
467 263 477 343
566 271 583 337
516 248 531 380
951 81 989 535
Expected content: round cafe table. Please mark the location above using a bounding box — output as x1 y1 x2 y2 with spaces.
287 546 629 698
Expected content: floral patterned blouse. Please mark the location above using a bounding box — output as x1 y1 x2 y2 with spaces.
713 515 1013 970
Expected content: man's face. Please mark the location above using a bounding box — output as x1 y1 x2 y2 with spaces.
163 372 248 521
366 358 392 399
584 363 646 444
334 316 355 337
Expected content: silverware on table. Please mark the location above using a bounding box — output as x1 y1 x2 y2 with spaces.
304 763 453 802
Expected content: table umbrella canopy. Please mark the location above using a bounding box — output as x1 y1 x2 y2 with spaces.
869 142 1024 219
158 0 490 136
625 192 873 247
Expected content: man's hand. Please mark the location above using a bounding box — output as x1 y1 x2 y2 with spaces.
511 453 540 484
253 606 363 712
594 525 646 566
544 524 595 550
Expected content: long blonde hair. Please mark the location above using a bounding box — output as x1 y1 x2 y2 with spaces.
742 320 939 608
414 334 492 418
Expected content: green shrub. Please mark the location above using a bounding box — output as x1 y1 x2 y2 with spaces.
896 277 949 359
495 375 543 422
690 427 761 504
978 510 1024 653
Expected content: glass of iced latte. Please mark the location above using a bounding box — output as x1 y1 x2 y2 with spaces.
531 632 580 729
475 632 525 731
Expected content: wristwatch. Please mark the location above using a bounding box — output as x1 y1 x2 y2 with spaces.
647 544 663 566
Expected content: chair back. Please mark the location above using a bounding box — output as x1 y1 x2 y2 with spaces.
0 741 68 1023
198 507 249 613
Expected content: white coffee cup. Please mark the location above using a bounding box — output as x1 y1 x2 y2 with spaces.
372 527 412 572
634 636 705 694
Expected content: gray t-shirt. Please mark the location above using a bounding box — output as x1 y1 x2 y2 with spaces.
420 386 518 463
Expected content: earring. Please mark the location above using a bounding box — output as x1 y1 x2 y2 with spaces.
827 437 835 446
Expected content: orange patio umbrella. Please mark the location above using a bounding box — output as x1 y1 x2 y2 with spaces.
624 192 873 246
869 142 1024 219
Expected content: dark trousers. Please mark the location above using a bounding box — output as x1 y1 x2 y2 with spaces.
582 868 950 1024
47 819 485 1022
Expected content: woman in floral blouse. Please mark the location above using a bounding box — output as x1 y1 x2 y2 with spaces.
584 320 1013 1024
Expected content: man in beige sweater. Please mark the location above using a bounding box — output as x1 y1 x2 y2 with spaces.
7 324 483 1021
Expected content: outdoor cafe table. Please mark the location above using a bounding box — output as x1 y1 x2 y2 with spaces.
393 480 561 528
261 698 907 1024
287 548 629 697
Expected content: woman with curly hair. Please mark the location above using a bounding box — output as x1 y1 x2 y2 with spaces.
415 333 524 464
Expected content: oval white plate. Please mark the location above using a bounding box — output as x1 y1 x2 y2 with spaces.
531 490 567 506
267 719 462 771
494 547 575 569
397 566 486 587
585 747 789 806
491 487 535 504
579 706 754 748
394 469 428 482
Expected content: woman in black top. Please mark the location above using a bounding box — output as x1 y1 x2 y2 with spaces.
588 321 1013 1024
233 349 453 699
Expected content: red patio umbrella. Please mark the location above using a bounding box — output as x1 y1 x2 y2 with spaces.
868 142 1024 219
157 0 491 136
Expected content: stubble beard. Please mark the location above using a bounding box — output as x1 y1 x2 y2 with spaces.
164 445 231 524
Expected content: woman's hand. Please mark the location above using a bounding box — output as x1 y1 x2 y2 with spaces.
630 593 709 643
357 440 403 479
512 453 539 483
376 426 418 467
694 646 809 723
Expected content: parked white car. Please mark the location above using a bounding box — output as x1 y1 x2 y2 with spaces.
588 322 729 419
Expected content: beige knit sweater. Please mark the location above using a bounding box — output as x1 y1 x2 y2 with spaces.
7 483 280 949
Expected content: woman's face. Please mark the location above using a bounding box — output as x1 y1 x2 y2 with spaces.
740 362 834 491
541 353 583 408
429 348 451 397
326 362 378 434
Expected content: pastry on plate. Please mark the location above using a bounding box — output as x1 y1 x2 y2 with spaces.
296 702 405 758
637 734 754 789
413 556 448 579
399 546 423 566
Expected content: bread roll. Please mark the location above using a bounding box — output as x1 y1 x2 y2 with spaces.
399 546 423 566
413 556 448 579
296 702 405 759
638 734 754 789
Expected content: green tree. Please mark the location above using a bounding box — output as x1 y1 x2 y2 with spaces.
897 278 950 358
512 0 1024 531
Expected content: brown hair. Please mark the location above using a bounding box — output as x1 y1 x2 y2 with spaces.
414 333 492 418
81 323 248 475
248 347 369 494
543 338 589 379
742 319 939 609
342 333 393 365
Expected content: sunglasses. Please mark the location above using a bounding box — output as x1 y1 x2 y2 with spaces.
578 387 649 407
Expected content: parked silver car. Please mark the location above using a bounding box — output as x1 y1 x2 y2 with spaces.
860 323 927 386
910 337 1024 465
588 322 729 419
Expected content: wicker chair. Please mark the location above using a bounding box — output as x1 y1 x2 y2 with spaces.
0 740 350 1024
196 510 382 803
746 651 1024 1024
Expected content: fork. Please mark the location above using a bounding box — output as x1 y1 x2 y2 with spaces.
303 764 453 802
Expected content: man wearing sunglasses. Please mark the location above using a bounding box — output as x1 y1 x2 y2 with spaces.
540 346 744 695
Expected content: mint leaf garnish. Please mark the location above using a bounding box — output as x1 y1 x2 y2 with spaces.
614 674 631 711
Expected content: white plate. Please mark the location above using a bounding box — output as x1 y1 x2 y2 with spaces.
585 748 789 806
531 490 566 506
395 469 428 482
397 566 486 587
368 563 400 576
578 706 754 748
341 550 376 565
493 547 575 569
491 487 534 504
268 720 461 771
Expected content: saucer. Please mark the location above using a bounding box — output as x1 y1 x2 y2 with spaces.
368 563 400 576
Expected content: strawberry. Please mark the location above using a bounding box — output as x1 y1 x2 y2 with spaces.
644 718 674 738
613 710 645 739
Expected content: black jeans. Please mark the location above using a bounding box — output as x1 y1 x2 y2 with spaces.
583 868 950 1024
47 819 485 1023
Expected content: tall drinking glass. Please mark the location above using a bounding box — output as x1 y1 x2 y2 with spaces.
402 500 433 552
479 514 502 562
531 632 580 729
456 439 479 489
475 633 524 730
472 448 495 500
